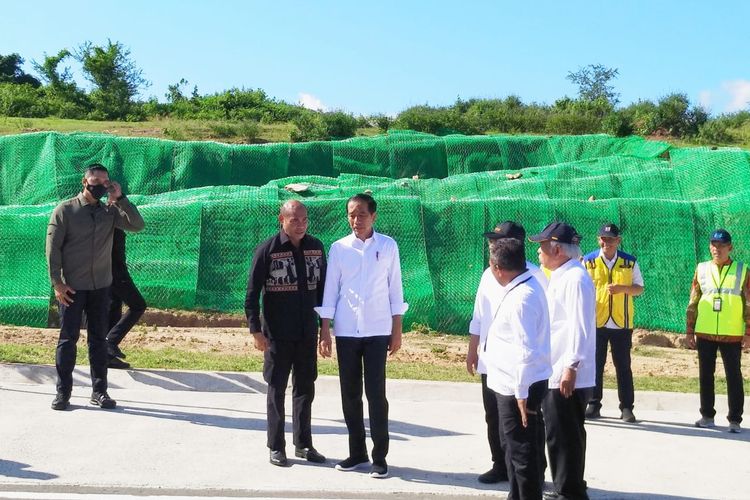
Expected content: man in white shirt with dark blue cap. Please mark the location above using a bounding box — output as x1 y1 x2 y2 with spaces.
484 237 552 500
466 221 547 485
529 221 596 500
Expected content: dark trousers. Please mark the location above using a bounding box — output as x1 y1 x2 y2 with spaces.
107 276 147 347
496 379 548 500
55 287 110 395
697 337 744 424
543 387 591 500
335 335 390 462
590 327 634 411
481 374 506 472
263 335 318 451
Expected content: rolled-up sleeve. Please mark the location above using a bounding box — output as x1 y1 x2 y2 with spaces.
388 241 409 316
315 244 339 319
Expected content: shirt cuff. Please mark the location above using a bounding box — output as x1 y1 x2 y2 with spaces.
390 302 409 316
314 306 335 319
515 384 529 400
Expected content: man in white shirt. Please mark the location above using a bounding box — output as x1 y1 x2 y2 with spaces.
582 223 644 423
466 221 548 485
316 193 408 479
484 237 552 500
529 222 596 500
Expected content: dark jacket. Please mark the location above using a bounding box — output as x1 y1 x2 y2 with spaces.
244 231 326 340
112 228 130 281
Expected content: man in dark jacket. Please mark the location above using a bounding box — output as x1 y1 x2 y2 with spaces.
106 228 147 369
46 164 145 411
245 200 328 466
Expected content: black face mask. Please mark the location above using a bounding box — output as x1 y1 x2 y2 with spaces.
86 183 108 200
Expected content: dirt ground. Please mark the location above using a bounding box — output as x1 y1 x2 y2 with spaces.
2 309 749 379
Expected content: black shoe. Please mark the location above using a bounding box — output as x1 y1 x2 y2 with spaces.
543 492 562 500
108 343 126 359
295 447 326 463
585 404 601 419
478 465 508 484
108 357 131 369
269 449 288 466
335 455 370 471
620 408 637 423
90 392 116 409
370 460 388 478
51 392 70 411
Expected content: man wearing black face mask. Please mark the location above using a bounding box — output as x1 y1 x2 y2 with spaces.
46 164 145 411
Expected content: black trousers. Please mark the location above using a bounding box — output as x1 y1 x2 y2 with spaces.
263 334 318 451
590 327 634 411
697 337 744 424
496 379 548 500
335 335 390 462
543 387 591 500
107 275 147 347
56 287 110 395
481 374 507 472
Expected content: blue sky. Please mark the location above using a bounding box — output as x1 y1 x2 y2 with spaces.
2 0 749 116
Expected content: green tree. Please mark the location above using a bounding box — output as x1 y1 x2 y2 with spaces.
0 53 41 87
77 40 149 120
32 50 90 118
567 64 620 105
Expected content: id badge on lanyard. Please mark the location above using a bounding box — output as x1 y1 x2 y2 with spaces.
713 296 722 312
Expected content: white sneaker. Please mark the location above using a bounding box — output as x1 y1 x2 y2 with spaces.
695 417 715 428
728 422 742 433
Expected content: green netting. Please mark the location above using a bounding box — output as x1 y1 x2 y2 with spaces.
1 130 745 334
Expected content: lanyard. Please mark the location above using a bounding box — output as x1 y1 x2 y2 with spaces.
484 274 532 352
711 262 732 291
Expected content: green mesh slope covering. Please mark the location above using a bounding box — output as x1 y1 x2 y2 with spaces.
1 130 746 335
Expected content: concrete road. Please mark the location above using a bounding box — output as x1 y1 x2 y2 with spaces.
0 363 747 499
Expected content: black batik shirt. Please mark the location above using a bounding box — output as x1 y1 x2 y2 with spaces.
244 231 327 340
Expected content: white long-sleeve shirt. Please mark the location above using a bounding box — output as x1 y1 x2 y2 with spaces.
546 258 596 388
484 270 552 399
315 231 408 337
470 261 548 374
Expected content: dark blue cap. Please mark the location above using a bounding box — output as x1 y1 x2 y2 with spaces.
484 221 526 241
710 229 732 243
528 222 582 244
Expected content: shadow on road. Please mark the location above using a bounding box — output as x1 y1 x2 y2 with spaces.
587 417 750 442
0 460 58 480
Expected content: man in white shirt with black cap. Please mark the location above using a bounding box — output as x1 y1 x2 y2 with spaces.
466 221 548 485
484 236 552 500
316 193 408 479
529 222 596 500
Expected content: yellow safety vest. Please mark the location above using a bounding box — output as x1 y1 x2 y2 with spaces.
695 260 746 337
584 250 636 329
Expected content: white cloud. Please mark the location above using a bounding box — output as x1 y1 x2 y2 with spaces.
298 92 327 111
698 90 713 110
721 80 750 112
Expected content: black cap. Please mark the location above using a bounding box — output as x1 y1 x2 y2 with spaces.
598 223 620 238
710 229 732 244
484 221 526 241
528 222 582 244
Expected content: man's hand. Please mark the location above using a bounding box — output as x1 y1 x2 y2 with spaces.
560 367 577 398
54 283 75 306
388 331 402 356
466 349 478 376
607 284 626 295
318 328 332 358
686 332 696 349
251 332 268 352
108 181 122 202
742 335 750 351
517 398 528 428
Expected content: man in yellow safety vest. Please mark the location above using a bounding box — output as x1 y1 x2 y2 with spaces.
583 223 644 423
686 229 750 433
